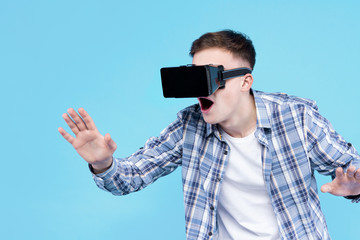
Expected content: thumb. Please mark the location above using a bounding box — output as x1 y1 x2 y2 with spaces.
104 133 117 151
320 183 333 193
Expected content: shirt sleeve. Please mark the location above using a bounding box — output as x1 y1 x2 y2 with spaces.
305 107 360 202
91 116 184 196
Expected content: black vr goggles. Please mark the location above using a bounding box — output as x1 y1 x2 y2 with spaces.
160 65 252 98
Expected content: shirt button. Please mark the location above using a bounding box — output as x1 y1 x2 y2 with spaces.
224 150 228 155
208 232 213 236
210 205 214 210
216 177 221 182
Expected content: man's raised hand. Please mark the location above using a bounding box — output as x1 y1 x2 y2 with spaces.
321 165 360 197
58 108 117 173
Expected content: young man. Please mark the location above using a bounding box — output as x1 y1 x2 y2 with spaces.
58 30 360 240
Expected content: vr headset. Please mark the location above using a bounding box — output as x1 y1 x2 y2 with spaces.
160 65 252 98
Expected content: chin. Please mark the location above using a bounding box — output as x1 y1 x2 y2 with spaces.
202 115 219 125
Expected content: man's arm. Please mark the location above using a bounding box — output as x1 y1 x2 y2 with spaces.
90 115 184 196
305 107 360 201
59 107 185 196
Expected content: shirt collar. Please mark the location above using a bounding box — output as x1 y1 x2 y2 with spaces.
205 89 272 139
206 122 219 139
252 89 272 129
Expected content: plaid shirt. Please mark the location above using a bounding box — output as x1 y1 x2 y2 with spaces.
92 89 360 240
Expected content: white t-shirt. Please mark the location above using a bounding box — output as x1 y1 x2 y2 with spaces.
215 128 280 240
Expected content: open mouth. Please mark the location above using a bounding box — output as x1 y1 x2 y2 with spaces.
198 97 214 113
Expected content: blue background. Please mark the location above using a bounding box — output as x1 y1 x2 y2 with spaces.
1 0 359 239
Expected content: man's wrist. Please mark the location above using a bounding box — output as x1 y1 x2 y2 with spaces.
91 157 113 174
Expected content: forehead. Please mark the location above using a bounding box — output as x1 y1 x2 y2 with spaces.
192 47 248 69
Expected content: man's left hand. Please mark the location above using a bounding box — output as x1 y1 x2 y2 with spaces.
321 165 360 197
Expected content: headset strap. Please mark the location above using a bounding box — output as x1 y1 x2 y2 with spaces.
222 67 252 80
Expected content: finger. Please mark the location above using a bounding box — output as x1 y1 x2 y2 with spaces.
105 133 117 151
335 167 345 179
346 165 356 178
58 127 75 144
67 108 87 131
62 113 80 135
320 183 333 193
355 169 360 180
78 108 97 130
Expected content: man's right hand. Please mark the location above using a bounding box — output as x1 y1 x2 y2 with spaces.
58 108 117 174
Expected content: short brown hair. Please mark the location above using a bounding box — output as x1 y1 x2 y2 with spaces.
190 30 256 70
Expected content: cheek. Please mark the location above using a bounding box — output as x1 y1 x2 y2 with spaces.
213 80 241 107
223 83 238 99
224 79 240 92
215 91 234 110
221 92 233 104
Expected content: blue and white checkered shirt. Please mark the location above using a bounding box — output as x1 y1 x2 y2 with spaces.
92 89 360 240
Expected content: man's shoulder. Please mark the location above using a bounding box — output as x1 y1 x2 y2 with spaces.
254 89 319 111
175 103 207 126
175 104 209 135
177 103 202 117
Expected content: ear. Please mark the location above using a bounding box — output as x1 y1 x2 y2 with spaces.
241 73 254 92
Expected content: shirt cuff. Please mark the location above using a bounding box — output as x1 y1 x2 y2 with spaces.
344 194 360 203
89 158 118 191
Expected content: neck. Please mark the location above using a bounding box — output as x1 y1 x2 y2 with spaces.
219 92 257 138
